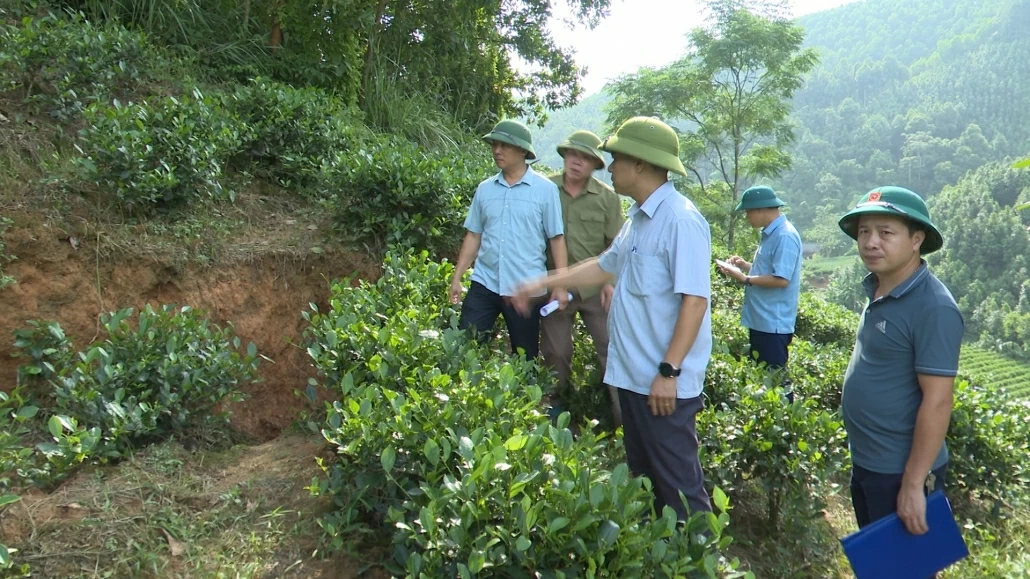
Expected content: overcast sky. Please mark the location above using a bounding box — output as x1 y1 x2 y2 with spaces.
548 0 862 96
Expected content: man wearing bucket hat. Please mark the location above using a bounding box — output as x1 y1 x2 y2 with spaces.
512 116 713 521
449 119 568 359
716 185 803 402
837 186 962 543
540 129 625 426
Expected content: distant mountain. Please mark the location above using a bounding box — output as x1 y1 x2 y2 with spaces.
526 91 613 182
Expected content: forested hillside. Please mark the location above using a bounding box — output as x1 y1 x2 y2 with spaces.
784 0 1030 242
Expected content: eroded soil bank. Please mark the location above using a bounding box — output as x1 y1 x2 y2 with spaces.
0 222 380 440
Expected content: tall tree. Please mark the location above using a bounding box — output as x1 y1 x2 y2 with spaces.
604 0 817 250
63 0 612 131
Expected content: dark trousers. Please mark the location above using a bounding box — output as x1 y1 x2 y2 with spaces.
850 463 949 579
459 281 541 358
619 389 711 521
850 463 948 528
749 329 794 402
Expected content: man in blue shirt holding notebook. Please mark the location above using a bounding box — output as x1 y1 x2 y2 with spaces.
837 187 963 548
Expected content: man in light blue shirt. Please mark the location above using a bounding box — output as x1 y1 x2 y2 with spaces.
717 186 802 401
449 119 568 359
513 117 713 521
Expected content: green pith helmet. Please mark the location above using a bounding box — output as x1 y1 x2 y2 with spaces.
838 186 944 254
599 116 687 176
482 119 536 160
736 185 786 211
557 130 606 169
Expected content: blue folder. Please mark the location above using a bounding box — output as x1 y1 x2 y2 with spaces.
840 490 969 579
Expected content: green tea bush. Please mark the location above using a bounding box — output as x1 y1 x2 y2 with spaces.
794 293 858 350
0 391 36 494
312 350 547 544
302 249 462 389
73 90 242 214
387 418 745 578
227 78 369 189
14 305 261 458
700 360 848 531
557 320 613 431
321 135 491 254
786 340 850 412
307 250 750 577
0 12 154 120
946 379 1030 506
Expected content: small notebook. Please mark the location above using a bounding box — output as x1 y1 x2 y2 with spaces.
840 490 969 579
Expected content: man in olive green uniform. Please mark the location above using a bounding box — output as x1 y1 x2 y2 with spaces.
541 130 625 426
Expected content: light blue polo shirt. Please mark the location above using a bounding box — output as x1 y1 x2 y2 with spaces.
597 182 713 399
741 214 803 334
463 168 563 296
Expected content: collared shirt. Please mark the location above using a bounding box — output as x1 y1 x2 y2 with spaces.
463 167 563 296
597 182 713 399
841 262 964 474
741 214 803 334
546 173 625 298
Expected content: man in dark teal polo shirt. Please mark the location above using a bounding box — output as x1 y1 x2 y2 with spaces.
837 186 963 548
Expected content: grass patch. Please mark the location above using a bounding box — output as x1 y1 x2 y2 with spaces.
805 254 858 278
0 435 371 578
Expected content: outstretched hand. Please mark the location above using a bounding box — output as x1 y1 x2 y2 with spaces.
512 280 543 317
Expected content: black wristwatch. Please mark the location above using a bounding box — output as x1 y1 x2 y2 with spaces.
658 362 681 378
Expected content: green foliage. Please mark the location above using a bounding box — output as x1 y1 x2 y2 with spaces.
227 77 369 189
73 90 243 213
0 391 36 493
927 166 1030 341
700 357 848 531
301 249 462 390
946 379 1030 506
605 1 818 250
0 217 15 290
822 257 868 313
775 0 1030 247
320 137 490 254
793 293 858 349
306 250 748 577
0 11 155 120
959 346 1030 399
14 305 260 459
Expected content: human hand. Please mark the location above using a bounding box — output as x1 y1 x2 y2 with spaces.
896 485 929 535
600 283 615 312
716 260 747 283
512 280 544 317
729 255 750 272
449 277 464 305
647 374 678 416
550 287 570 311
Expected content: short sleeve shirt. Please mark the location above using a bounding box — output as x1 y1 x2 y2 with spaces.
546 174 625 298
741 214 803 334
597 182 713 399
463 167 563 296
841 263 964 474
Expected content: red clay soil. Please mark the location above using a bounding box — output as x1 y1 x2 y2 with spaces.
0 224 381 441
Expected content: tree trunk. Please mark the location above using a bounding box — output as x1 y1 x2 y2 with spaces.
360 0 391 108
269 22 282 48
241 0 251 31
